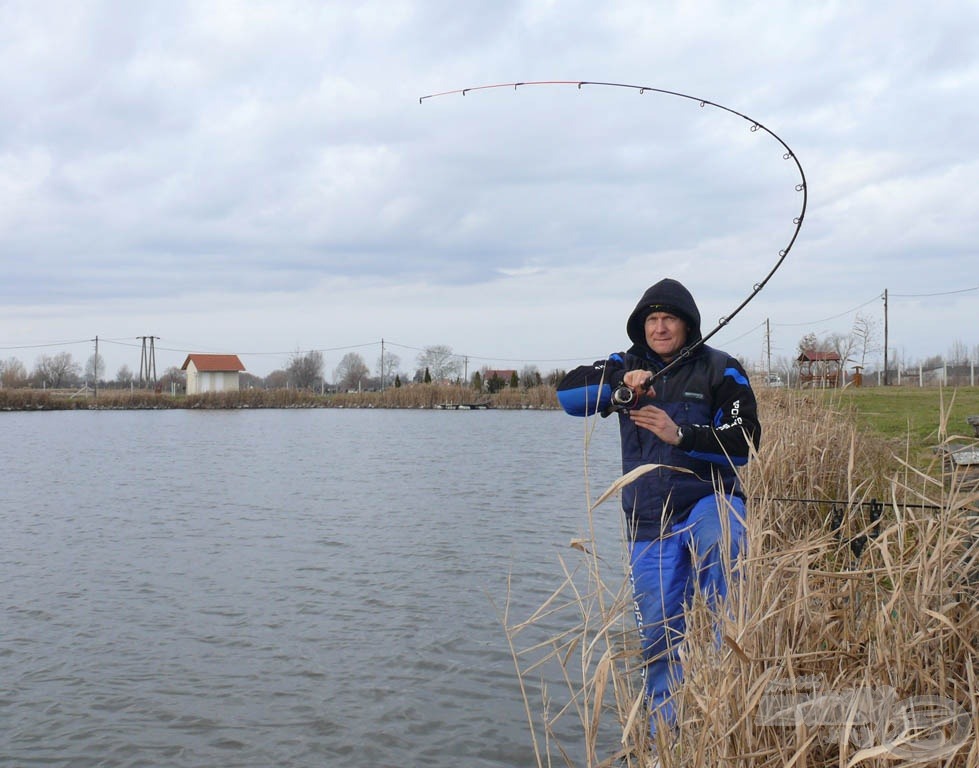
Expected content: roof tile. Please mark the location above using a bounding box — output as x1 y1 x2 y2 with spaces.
181 354 246 372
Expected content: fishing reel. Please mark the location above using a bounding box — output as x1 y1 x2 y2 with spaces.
611 385 639 409
602 385 641 417
602 373 656 417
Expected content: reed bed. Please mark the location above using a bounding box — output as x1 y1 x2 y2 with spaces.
505 389 979 767
0 385 558 410
329 383 484 409
0 388 330 410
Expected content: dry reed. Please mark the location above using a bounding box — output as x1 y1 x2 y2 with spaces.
504 389 979 768
0 388 328 410
0 384 558 410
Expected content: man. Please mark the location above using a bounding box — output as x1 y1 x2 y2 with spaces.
557 277 760 737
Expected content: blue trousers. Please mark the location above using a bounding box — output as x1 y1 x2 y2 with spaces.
628 494 746 736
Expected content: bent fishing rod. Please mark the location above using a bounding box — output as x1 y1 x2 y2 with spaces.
420 80 808 385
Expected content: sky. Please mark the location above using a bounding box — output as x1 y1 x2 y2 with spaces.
2 0 978 381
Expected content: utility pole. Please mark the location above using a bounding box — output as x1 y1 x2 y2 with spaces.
882 289 889 386
138 336 158 388
93 335 99 401
380 338 385 391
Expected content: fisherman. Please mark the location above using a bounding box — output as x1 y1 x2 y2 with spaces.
556 277 760 738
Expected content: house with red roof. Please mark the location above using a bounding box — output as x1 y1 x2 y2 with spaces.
482 369 518 392
181 354 246 394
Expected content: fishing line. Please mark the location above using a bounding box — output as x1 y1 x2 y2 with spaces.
420 80 807 382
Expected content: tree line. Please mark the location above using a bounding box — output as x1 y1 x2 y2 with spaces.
279 344 563 393
6 322 978 393
0 344 567 393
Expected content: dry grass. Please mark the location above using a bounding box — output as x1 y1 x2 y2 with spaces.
505 389 979 767
0 384 558 410
0 388 330 410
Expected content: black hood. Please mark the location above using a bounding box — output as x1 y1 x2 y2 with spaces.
626 278 702 353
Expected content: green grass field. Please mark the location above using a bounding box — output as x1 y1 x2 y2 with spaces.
817 386 979 445
799 386 979 477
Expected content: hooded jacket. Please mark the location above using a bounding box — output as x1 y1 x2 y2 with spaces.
557 279 760 540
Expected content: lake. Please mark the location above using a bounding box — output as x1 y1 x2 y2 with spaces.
1 409 627 767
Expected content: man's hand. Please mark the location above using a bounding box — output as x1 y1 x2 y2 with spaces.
628 405 681 446
622 370 655 396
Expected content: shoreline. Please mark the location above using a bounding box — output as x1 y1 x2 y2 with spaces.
0 387 562 412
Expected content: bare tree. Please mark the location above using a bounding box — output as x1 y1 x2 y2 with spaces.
334 352 370 391
33 352 80 388
544 369 566 387
376 351 401 389
825 332 857 387
851 312 880 370
519 365 542 388
85 353 106 383
797 332 820 355
116 365 134 385
265 369 289 389
159 366 186 393
1 357 28 388
416 345 462 383
947 339 969 365
773 354 794 386
288 350 324 391
827 332 857 367
240 372 264 390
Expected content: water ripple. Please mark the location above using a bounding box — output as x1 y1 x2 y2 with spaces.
1 409 622 767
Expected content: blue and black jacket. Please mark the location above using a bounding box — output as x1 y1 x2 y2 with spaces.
557 279 760 541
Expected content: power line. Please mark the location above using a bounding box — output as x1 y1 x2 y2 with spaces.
384 340 588 364
104 337 579 367
0 338 93 350
52 336 584 369
719 319 767 345
890 285 979 298
97 337 382 357
772 294 882 327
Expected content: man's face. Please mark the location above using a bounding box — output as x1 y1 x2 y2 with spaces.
644 311 688 361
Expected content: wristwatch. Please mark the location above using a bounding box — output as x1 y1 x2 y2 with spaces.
676 425 685 445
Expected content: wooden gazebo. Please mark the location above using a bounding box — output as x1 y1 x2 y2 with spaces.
796 350 842 388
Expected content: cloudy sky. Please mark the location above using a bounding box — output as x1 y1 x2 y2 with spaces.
2 1 977 381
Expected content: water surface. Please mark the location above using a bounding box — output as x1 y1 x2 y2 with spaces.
1 409 625 767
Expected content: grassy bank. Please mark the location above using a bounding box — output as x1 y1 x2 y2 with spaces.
821 386 979 445
507 388 979 767
809 386 979 479
0 384 559 411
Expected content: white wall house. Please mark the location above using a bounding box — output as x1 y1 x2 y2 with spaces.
181 354 246 394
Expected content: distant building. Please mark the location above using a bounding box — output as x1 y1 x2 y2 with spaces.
484 369 517 383
796 350 841 388
181 354 246 394
483 369 518 392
